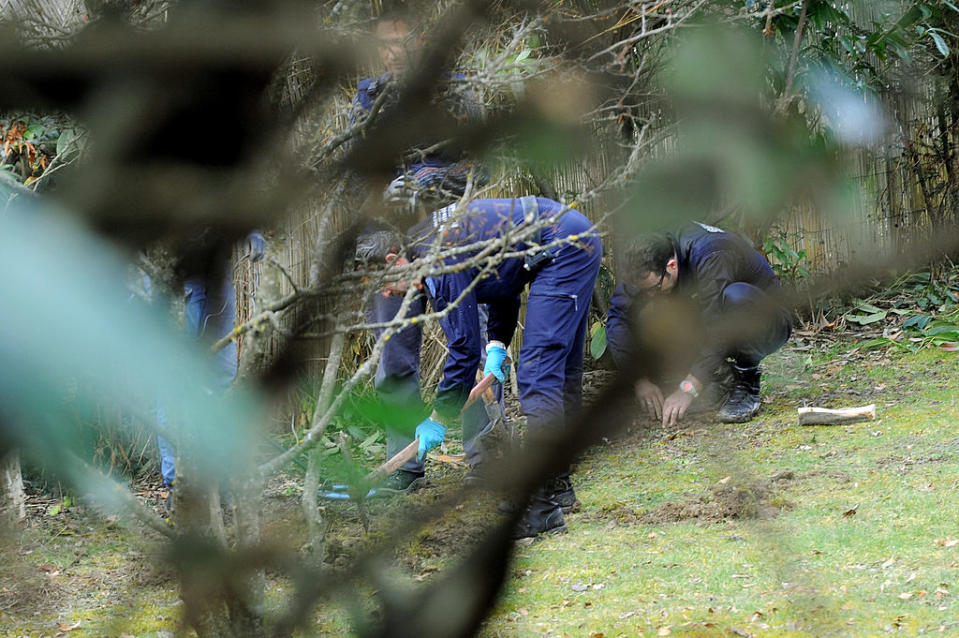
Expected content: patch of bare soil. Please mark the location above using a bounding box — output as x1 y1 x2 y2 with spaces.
316 463 507 574
0 523 61 619
875 454 949 473
584 502 644 526
640 478 786 526
799 469 852 483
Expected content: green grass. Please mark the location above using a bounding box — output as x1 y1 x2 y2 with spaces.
481 343 959 636
4 337 959 636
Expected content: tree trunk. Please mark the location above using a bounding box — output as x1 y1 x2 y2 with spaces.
1 451 25 521
302 330 345 561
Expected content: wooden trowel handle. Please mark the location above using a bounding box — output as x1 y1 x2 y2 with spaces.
364 372 499 482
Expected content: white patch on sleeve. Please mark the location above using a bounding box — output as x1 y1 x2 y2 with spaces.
432 204 458 229
694 221 724 234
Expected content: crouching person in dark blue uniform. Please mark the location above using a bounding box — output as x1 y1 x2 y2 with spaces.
349 8 492 493
606 222 792 425
405 197 602 539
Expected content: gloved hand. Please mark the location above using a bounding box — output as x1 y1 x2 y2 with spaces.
383 175 419 208
483 341 509 383
415 417 447 461
246 231 266 263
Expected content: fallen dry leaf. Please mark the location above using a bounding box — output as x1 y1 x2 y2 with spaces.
39 564 60 576
718 476 731 485
843 504 860 517
898 592 913 600
936 538 959 548
433 454 467 467
657 627 671 636
56 621 81 632
571 582 587 592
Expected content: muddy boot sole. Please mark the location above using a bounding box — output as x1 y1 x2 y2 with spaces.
716 405 760 423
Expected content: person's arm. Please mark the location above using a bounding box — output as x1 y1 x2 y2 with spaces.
485 294 521 349
607 282 670 419
348 79 373 128
686 251 737 383
605 282 637 370
481 293 521 383
425 273 482 421
244 231 265 262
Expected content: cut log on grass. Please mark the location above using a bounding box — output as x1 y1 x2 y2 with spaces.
798 404 877 426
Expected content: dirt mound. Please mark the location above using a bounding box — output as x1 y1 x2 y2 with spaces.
640 479 783 525
585 502 644 525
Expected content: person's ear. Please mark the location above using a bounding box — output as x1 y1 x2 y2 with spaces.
385 252 398 265
666 256 678 274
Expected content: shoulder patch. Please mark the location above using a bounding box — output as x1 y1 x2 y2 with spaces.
432 203 459 228
694 221 724 234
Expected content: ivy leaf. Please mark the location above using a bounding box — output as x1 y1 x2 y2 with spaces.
589 321 607 360
930 31 951 57
846 311 887 325
855 301 884 313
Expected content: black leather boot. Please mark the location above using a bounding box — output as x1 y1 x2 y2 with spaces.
511 487 567 539
717 364 761 423
547 472 579 513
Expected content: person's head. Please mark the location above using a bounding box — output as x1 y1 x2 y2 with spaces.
355 229 403 267
623 232 679 295
374 8 422 77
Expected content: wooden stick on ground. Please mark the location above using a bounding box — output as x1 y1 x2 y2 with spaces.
798 404 877 426
364 371 500 483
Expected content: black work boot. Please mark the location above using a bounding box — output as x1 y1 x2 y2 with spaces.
463 464 489 489
546 473 580 513
379 469 426 494
716 364 762 423
512 487 568 540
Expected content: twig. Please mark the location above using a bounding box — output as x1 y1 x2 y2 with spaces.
778 0 810 114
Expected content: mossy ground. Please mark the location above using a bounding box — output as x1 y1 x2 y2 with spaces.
3 333 959 636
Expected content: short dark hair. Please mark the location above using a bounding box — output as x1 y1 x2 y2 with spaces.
376 4 415 26
355 229 403 266
623 232 674 278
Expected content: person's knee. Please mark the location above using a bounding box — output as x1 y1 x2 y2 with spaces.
721 282 763 308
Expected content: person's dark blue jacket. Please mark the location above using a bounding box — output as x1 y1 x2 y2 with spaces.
606 221 787 381
409 197 600 421
351 71 483 169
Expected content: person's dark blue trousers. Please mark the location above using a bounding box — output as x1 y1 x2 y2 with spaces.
370 292 501 474
720 282 792 368
157 276 238 487
518 213 602 440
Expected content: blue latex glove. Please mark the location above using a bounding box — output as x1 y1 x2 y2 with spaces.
246 231 266 263
483 343 509 383
415 417 447 461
